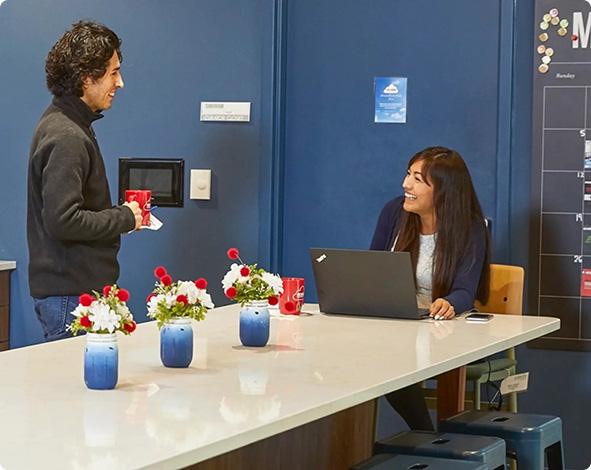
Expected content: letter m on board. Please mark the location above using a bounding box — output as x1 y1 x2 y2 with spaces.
573 12 591 48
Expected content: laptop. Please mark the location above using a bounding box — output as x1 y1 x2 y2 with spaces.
309 248 430 320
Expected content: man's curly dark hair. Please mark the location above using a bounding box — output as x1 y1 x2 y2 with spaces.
45 21 122 97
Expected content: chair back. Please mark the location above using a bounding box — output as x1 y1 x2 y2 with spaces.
474 264 524 315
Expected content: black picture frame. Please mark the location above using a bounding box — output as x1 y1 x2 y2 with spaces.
118 158 184 207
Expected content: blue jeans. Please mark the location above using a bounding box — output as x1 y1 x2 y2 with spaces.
33 296 78 342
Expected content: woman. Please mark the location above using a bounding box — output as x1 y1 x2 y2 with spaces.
370 146 490 430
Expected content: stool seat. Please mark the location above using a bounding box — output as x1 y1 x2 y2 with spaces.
375 431 506 470
351 452 489 470
441 410 564 470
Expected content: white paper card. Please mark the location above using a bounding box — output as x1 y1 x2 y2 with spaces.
143 214 163 231
500 372 529 395
200 102 251 122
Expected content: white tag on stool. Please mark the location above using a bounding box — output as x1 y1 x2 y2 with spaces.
500 372 529 395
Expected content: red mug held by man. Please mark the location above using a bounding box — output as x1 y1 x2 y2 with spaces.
279 277 305 315
125 190 151 226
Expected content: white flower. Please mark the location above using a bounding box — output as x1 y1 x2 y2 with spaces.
261 272 283 295
89 302 121 333
164 293 177 308
177 281 199 304
222 263 242 290
147 294 164 318
71 304 89 318
117 304 133 322
197 291 215 309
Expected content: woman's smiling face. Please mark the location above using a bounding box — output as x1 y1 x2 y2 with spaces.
402 159 434 218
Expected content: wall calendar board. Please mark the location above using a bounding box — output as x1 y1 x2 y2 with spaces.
530 0 591 350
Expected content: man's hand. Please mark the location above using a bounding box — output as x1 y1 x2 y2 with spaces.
429 298 455 320
123 201 143 230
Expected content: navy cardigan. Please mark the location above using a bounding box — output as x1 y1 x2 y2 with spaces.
370 196 487 313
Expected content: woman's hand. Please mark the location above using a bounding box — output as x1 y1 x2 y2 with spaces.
429 298 455 320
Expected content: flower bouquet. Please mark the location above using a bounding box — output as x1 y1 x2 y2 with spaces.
222 247 283 347
147 266 214 367
68 285 137 390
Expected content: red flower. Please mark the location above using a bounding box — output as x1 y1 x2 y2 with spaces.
176 294 188 305
124 321 137 333
195 278 207 290
225 287 237 299
240 266 250 277
80 316 92 328
146 293 156 303
284 301 296 312
116 288 130 302
268 296 279 306
161 274 173 286
102 285 112 297
227 247 240 260
79 293 94 307
572 34 579 41
154 266 167 278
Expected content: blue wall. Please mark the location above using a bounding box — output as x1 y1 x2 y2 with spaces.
280 0 509 300
0 0 275 347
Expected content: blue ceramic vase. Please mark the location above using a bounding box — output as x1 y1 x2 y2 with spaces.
160 318 193 368
84 333 118 390
239 300 270 347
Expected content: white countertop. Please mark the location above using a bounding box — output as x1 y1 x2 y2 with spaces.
0 304 559 470
0 260 15 271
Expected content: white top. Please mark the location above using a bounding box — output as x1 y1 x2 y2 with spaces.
0 304 559 469
416 233 435 308
0 260 16 271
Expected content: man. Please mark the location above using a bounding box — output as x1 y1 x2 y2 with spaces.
27 21 142 342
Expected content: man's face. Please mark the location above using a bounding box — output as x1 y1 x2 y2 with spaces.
81 52 124 112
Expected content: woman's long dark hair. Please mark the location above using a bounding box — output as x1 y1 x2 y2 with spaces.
394 147 490 304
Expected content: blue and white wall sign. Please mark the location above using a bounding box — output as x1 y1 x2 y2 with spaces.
374 77 407 123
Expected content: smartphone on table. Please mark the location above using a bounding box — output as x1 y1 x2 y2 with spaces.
465 313 493 322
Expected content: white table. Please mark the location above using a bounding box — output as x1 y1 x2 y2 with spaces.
0 304 559 469
0 261 16 272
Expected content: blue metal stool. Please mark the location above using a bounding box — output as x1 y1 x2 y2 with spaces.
374 431 506 470
351 452 489 470
440 410 564 470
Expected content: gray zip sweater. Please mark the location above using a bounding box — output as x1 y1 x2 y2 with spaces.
27 95 135 298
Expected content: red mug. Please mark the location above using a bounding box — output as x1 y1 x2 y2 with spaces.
125 190 151 226
279 277 305 315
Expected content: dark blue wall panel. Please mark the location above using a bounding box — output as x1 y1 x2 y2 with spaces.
281 0 504 288
0 0 274 347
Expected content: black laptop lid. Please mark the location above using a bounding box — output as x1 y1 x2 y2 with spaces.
309 248 424 319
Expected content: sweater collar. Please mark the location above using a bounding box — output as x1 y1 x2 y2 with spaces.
52 94 104 128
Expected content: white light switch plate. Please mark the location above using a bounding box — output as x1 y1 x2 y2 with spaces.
190 169 211 200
